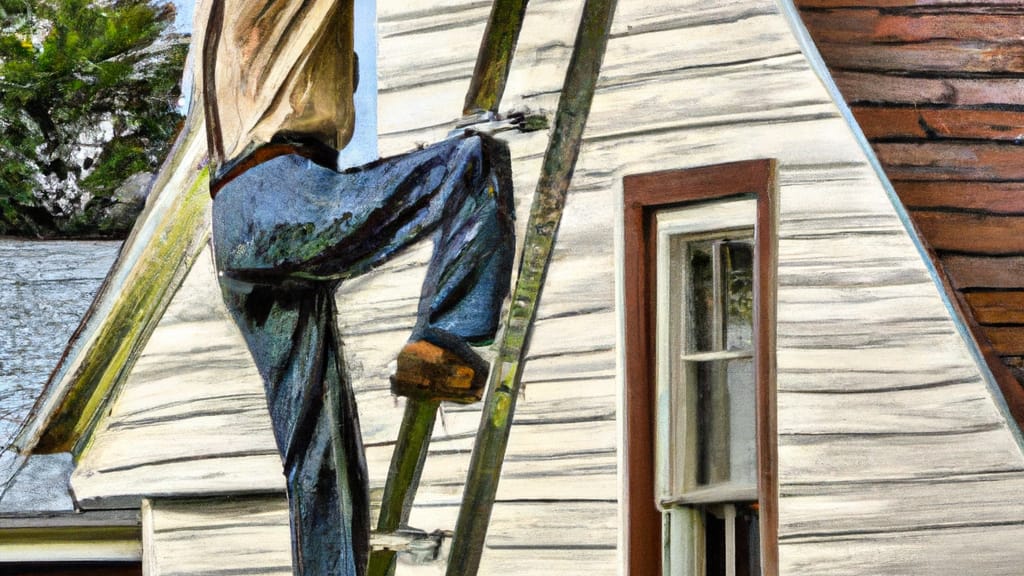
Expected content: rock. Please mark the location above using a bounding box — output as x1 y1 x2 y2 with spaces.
114 172 156 205
102 171 155 233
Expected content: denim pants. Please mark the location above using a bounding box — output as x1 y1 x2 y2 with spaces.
211 133 515 576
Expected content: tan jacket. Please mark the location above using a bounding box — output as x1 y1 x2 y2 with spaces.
203 0 356 179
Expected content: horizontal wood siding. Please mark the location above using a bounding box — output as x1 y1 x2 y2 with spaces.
142 497 616 576
69 0 1024 574
796 0 1024 404
142 498 292 576
897 181 1024 214
596 1 1024 573
966 291 1024 324
832 72 1024 107
853 108 1024 142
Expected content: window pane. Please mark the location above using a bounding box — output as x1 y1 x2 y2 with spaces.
704 508 727 576
699 504 761 576
694 358 756 488
736 504 762 576
724 241 754 352
687 240 715 353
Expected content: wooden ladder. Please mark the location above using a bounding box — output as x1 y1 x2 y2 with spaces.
369 0 618 575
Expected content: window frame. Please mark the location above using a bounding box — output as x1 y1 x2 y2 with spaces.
623 159 778 576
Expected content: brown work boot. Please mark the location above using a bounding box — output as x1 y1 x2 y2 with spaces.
391 340 488 404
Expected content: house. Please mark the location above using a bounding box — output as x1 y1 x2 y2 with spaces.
2 0 1024 574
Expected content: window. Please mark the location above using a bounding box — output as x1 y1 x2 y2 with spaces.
657 201 759 575
623 160 778 576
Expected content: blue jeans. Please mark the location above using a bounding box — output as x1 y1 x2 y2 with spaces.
211 133 515 576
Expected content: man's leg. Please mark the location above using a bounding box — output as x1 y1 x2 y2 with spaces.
211 132 514 574
393 134 515 401
214 132 514 390
217 281 369 576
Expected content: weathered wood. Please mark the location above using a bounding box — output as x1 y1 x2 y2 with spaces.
910 210 1024 255
854 108 1024 142
832 72 1024 106
943 254 1024 289
778 381 1005 436
141 496 615 576
368 399 437 576
781 470 1024 536
984 326 1024 356
462 0 530 115
965 291 1024 324
371 2 534 572
23 107 211 456
49 1 1024 574
797 0 1024 10
406 500 618 550
799 10 1024 44
797 0 1024 404
895 181 1024 214
143 498 292 576
816 40 1024 74
445 0 616 573
876 142 1024 181
781 523 1024 576
778 426 1023 485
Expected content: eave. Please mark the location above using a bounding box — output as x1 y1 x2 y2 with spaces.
0 509 141 563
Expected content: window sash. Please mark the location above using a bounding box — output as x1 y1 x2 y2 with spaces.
655 199 757 576
655 199 756 502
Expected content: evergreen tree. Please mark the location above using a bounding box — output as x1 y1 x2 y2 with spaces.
0 0 186 236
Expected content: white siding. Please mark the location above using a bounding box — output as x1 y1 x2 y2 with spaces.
70 0 1024 574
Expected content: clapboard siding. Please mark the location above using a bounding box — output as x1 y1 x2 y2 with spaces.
854 108 1024 142
591 0 1024 572
897 181 1024 214
780 524 1024 576
875 142 1024 182
143 498 293 576
832 71 1024 107
144 497 615 576
780 470 1024 535
966 291 1024 324
798 0 1024 8
910 211 1024 254
799 10 1023 44
67 0 1024 574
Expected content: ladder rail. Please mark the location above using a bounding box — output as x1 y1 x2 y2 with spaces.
368 2 531 575
445 1 618 574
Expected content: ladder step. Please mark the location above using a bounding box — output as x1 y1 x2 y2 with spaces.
370 528 450 564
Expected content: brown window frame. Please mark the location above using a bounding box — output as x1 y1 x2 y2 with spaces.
623 159 779 576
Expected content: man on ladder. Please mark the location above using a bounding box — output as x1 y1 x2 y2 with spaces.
202 1 516 574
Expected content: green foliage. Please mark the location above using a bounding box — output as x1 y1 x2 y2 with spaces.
0 0 186 237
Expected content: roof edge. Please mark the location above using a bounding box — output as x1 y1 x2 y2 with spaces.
14 111 211 458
